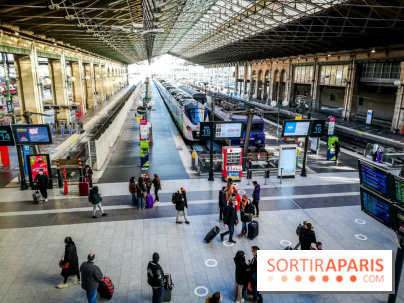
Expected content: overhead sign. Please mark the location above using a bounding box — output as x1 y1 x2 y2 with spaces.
12 124 52 145
310 119 326 137
328 116 336 136
6 101 13 113
0 125 15 146
200 122 243 140
200 122 214 140
278 145 297 177
282 120 311 138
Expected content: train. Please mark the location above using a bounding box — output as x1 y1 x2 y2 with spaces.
154 78 209 141
229 115 266 148
178 86 208 105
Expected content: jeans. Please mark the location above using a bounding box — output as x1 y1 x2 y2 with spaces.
253 199 259 215
86 289 97 303
138 195 145 209
222 225 234 241
93 203 104 216
154 188 160 201
241 222 246 233
131 193 136 206
39 187 48 199
176 208 188 222
252 282 263 301
152 287 163 303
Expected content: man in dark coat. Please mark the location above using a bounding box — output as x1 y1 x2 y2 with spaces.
219 186 227 221
233 250 249 302
220 200 238 243
249 246 263 303
252 181 261 218
147 252 165 303
83 165 93 188
174 187 190 224
80 254 103 303
34 169 49 202
58 237 80 288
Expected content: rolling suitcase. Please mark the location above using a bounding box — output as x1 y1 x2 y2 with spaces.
204 226 220 243
247 220 259 240
79 182 90 196
97 276 114 300
146 194 153 208
162 274 174 302
33 190 43 204
284 246 294 250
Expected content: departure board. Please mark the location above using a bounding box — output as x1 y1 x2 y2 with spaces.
361 187 392 227
395 207 404 237
393 176 404 205
358 160 389 196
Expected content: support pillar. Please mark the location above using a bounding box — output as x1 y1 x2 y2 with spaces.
342 56 359 121
48 55 70 122
235 66 239 93
71 60 86 114
312 60 321 111
14 46 44 124
285 61 293 105
94 64 102 102
83 62 95 108
392 61 404 134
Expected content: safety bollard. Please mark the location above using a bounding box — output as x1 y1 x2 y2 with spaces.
78 158 83 182
61 122 65 135
266 151 270 167
249 152 252 169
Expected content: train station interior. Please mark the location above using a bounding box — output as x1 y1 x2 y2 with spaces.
0 1 404 302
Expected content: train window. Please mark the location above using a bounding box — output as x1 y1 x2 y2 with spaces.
187 108 205 124
251 123 264 131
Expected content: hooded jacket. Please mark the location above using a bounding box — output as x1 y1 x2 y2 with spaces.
147 261 164 288
252 184 261 200
219 189 227 208
234 251 249 285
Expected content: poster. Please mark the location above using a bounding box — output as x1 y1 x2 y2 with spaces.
328 116 335 136
22 145 31 174
26 154 51 188
310 137 318 153
278 145 297 177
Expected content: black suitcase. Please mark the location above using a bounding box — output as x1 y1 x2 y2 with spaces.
162 289 172 302
284 246 294 250
162 274 174 302
33 190 43 204
247 220 259 240
204 226 220 243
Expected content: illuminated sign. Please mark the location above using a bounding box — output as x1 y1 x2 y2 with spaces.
0 125 15 146
282 120 311 137
12 124 52 145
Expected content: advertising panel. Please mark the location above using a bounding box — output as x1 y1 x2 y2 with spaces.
22 145 31 174
12 124 52 145
328 116 336 136
278 145 297 177
26 154 52 188
282 120 311 137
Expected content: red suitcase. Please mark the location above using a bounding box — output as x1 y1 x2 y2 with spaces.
79 182 90 196
97 276 114 300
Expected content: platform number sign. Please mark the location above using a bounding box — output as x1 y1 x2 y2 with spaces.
0 125 15 146
6 101 13 113
200 122 214 140
310 120 326 137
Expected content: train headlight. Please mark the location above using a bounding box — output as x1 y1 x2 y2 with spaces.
257 140 261 143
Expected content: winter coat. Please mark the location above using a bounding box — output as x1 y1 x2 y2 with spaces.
252 184 260 200
61 243 79 278
219 190 227 208
129 182 137 194
249 255 258 285
223 205 238 227
83 167 93 177
147 261 164 288
299 229 317 250
34 173 49 188
234 252 249 285
137 182 147 193
174 190 188 211
80 261 103 292
152 178 161 190
89 193 101 205
335 143 341 157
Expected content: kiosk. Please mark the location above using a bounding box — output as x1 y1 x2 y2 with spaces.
222 146 243 181
140 141 149 167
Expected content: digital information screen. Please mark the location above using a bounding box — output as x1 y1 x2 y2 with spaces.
12 124 52 145
278 145 297 177
361 187 392 227
26 154 52 188
215 122 243 139
310 120 326 138
200 122 214 140
282 120 311 137
0 125 15 146
393 175 404 205
358 160 389 196
395 205 404 237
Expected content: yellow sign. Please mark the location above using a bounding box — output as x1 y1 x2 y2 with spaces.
297 148 301 155
177 136 182 138
137 117 142 122
71 138 78 141
357 131 364 134
295 116 303 120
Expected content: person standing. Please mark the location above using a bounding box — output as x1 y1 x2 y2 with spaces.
249 246 263 303
152 174 161 203
57 237 80 288
251 181 260 218
173 187 190 224
299 222 317 250
34 169 49 202
88 186 107 218
238 195 250 237
83 165 93 188
147 252 165 303
145 173 152 194
234 251 249 303
206 292 223 303
80 254 103 303
220 200 238 243
137 177 147 209
219 186 227 221
129 177 137 206
226 178 238 202
334 141 341 165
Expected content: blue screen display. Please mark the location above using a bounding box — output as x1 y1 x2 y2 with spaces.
15 126 51 144
360 164 388 195
362 191 390 224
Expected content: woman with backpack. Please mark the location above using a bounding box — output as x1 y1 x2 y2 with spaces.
57 237 80 288
137 177 147 209
152 174 161 203
299 222 317 250
129 177 137 206
89 186 107 218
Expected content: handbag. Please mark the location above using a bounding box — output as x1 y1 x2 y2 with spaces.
59 254 69 269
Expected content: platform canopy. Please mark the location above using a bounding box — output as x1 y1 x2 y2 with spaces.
0 0 403 65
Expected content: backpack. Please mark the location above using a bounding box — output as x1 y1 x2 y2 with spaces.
172 192 178 204
296 224 305 236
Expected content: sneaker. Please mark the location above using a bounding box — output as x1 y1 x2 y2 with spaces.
92 216 98 219
45 199 48 202
220 234 224 241
102 213 108 216
229 240 237 243
236 301 241 303
241 299 245 303
57 283 68 289
73 280 81 285
176 221 182 224
185 221 190 224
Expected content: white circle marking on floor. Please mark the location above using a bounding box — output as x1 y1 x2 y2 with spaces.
238 190 246 194
204 259 218 267
194 286 209 297
223 240 235 247
355 219 366 224
355 234 368 241
280 240 292 247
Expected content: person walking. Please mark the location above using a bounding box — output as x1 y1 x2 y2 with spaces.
152 174 161 203
147 252 165 303
238 195 251 237
220 200 238 243
57 237 80 288
293 221 308 250
206 292 222 303
251 181 260 218
137 177 147 209
80 254 103 303
88 186 107 218
83 165 93 188
234 251 249 303
226 178 238 202
129 177 137 206
219 186 227 221
334 141 341 165
249 246 263 303
173 187 190 224
299 222 317 250
33 169 49 202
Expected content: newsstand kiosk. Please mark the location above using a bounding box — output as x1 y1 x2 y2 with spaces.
222 146 243 181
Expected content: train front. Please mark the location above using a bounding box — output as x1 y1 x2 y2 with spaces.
183 102 209 141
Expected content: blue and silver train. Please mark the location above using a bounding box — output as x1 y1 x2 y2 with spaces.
178 86 208 105
229 115 265 148
154 78 209 141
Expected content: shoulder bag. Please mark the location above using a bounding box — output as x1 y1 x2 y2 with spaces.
59 254 69 269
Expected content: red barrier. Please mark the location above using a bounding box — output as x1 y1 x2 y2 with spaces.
63 167 68 195
0 146 9 166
